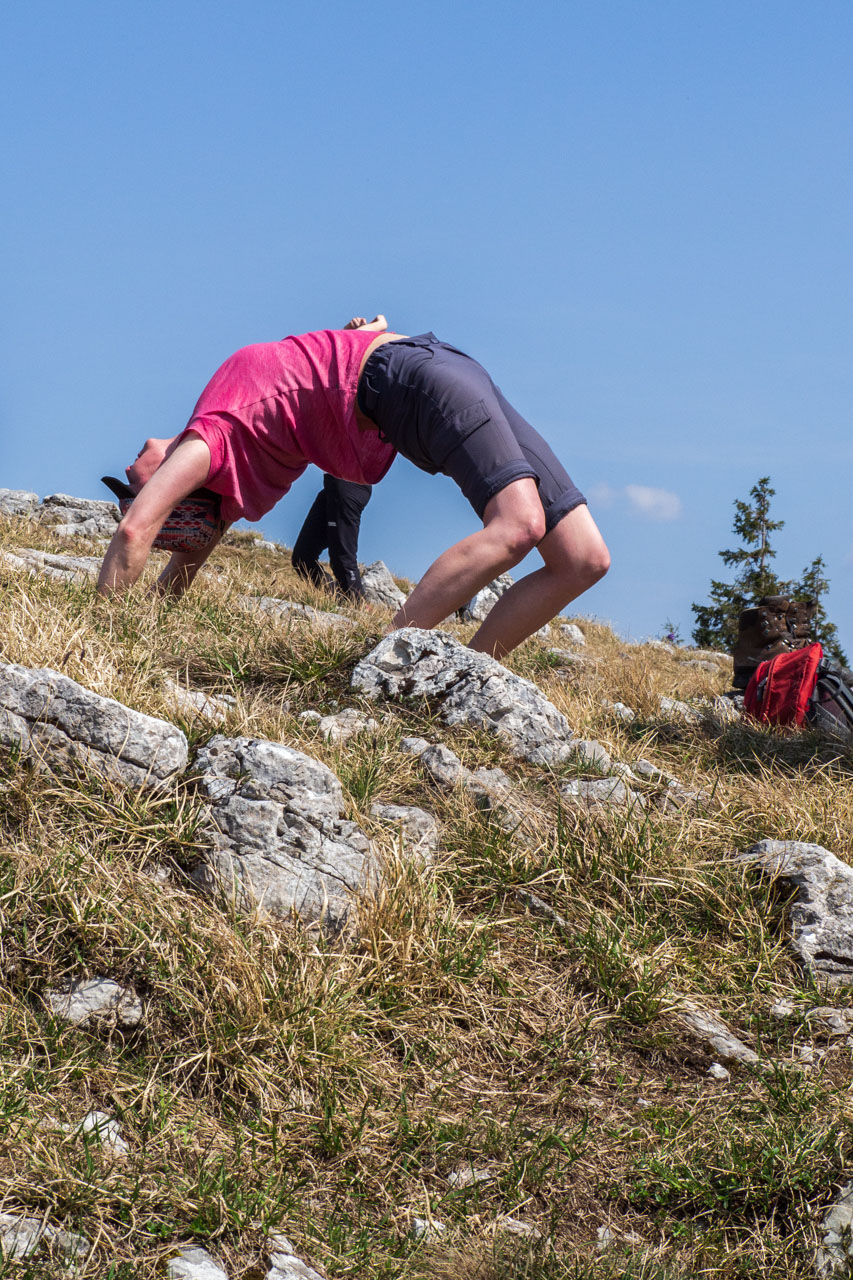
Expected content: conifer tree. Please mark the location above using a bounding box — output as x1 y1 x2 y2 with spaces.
691 478 787 650
794 555 848 664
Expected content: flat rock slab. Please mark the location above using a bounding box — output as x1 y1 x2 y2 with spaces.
737 840 853 989
1 547 102 582
0 663 188 789
192 735 380 932
236 597 354 631
45 977 144 1029
560 777 645 811
352 628 578 766
361 560 406 609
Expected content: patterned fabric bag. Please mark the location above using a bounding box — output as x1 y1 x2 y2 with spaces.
101 477 225 553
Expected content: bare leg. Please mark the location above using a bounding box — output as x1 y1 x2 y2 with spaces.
469 503 610 657
391 479 547 632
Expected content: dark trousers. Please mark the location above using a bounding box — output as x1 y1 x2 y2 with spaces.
291 475 372 599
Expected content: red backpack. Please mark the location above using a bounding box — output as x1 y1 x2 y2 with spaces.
744 642 853 738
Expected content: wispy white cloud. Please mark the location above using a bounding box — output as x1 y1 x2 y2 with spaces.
625 485 683 521
588 483 683 522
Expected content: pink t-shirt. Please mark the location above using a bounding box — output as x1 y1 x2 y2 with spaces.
178 328 396 523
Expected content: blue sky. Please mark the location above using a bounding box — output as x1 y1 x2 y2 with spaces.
2 1 851 646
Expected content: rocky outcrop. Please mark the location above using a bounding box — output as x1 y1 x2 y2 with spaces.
736 841 853 989
361 560 406 609
0 663 188 789
0 489 39 517
352 629 578 766
39 493 120 537
192 736 380 932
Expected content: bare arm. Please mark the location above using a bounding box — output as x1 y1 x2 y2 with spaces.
97 435 213 596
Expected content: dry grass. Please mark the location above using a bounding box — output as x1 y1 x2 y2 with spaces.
0 519 852 1277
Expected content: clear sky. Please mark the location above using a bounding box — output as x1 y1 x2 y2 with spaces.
2 1 851 646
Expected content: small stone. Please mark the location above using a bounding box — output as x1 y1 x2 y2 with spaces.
237 597 354 632
547 648 588 667
399 736 430 756
602 700 636 723
420 743 465 788
596 1226 615 1251
46 977 144 1029
298 710 322 724
0 1214 48 1258
560 777 644 810
796 1045 817 1065
167 1246 229 1280
678 1001 758 1066
266 1232 327 1279
659 696 702 725
370 803 439 859
460 573 514 622
410 1216 447 1242
815 1181 853 1277
770 999 796 1020
707 1062 731 1081
807 1007 853 1036
635 1097 654 1110
496 1216 542 1239
164 679 236 722
565 738 612 772
447 1165 496 1188
315 707 379 744
682 659 722 674
558 622 586 647
75 1110 129 1154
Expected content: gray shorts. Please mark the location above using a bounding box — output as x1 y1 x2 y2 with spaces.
357 333 586 533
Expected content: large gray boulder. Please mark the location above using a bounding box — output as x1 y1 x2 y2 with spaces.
736 840 853 989
361 560 406 609
192 735 380 932
352 629 578 766
0 664 188 789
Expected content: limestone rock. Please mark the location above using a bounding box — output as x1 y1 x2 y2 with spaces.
164 679 236 723
460 573 514 623
659 696 702 726
602 699 636 723
447 1165 497 1188
237 597 354 631
645 639 676 654
707 1062 731 1081
420 743 465 788
565 738 612 772
72 1110 129 1155
0 663 188 789
736 841 853 989
314 708 379 744
267 1232 328 1279
361 560 406 609
1 547 101 582
0 489 39 517
686 649 731 664
192 736 379 933
352 628 578 766
557 622 586 647
39 493 119 537
410 1216 447 1242
815 1182 853 1277
399 736 430 757
682 659 722 674
560 777 644 811
807 1007 853 1037
370 803 439 860
547 648 588 668
678 1000 758 1065
168 1247 229 1280
419 742 529 835
45 977 144 1029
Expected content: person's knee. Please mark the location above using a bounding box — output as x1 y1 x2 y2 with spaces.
500 510 547 563
584 543 611 584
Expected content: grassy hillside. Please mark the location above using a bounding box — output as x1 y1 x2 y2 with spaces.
0 514 851 1279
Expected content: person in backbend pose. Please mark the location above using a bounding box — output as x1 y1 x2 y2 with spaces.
98 314 609 658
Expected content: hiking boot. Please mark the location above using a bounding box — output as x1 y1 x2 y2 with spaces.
786 597 817 643
732 600 793 689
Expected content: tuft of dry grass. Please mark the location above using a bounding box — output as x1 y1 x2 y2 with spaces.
0 519 851 1277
